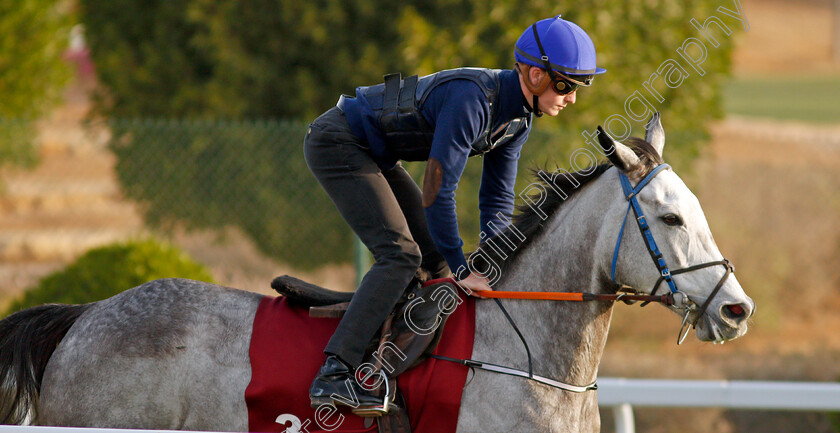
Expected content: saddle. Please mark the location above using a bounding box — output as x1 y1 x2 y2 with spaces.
270 274 462 433
270 275 354 308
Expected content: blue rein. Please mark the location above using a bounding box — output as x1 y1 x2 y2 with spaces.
610 164 679 295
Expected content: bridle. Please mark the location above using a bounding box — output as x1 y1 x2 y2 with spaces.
428 162 737 393
610 163 735 344
475 163 736 344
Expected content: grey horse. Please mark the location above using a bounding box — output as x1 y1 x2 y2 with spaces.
0 117 754 432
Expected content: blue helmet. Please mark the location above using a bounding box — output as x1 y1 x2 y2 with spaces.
515 15 606 77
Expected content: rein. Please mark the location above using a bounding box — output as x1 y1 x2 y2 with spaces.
424 162 736 393
479 289 673 304
420 280 675 306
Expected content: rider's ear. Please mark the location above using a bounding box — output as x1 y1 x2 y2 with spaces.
644 112 665 157
529 67 544 87
596 126 640 173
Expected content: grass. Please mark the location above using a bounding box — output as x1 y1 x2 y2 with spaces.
723 75 840 124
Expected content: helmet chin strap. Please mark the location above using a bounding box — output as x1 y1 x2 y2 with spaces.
532 95 542 117
515 62 551 117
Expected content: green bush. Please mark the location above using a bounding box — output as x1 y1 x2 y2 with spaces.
3 239 214 316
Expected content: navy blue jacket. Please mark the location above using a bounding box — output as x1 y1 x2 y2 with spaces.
342 69 532 275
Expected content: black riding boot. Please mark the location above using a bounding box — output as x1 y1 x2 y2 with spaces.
309 355 390 416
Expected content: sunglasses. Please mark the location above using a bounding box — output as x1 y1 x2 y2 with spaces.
549 72 593 95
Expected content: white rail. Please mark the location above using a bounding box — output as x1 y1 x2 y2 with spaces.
1 379 839 433
597 378 840 433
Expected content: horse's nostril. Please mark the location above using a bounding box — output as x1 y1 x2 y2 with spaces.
727 304 744 317
722 303 750 324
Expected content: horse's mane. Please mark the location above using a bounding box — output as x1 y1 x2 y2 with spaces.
470 137 664 278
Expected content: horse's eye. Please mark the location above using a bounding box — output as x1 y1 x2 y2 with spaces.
661 213 683 226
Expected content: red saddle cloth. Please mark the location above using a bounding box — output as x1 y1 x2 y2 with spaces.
245 294 476 433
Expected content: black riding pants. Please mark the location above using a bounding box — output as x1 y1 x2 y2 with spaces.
303 107 449 367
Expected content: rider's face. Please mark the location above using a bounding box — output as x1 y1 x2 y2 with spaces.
538 86 576 117
526 67 577 116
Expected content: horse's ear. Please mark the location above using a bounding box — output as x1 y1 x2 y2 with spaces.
644 112 665 157
596 126 640 173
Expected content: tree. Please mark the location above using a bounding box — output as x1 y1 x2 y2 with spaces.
81 0 408 120
83 0 736 135
0 0 75 170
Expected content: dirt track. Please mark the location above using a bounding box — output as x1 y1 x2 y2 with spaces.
732 0 840 76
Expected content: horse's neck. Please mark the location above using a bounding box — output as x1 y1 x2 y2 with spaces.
473 176 616 389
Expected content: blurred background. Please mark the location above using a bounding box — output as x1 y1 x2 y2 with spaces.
0 0 838 431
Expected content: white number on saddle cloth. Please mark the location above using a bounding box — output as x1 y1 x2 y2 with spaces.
275 413 307 433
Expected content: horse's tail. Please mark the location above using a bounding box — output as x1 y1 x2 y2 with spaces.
0 303 92 425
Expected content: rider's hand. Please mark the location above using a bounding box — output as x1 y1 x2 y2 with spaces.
457 273 493 298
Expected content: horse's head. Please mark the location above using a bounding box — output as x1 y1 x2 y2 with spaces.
596 114 754 343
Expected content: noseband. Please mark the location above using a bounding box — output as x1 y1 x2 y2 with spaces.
611 164 735 344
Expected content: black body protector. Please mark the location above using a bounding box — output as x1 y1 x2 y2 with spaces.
357 67 529 160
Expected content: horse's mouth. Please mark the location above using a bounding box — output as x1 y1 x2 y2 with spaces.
695 315 747 343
